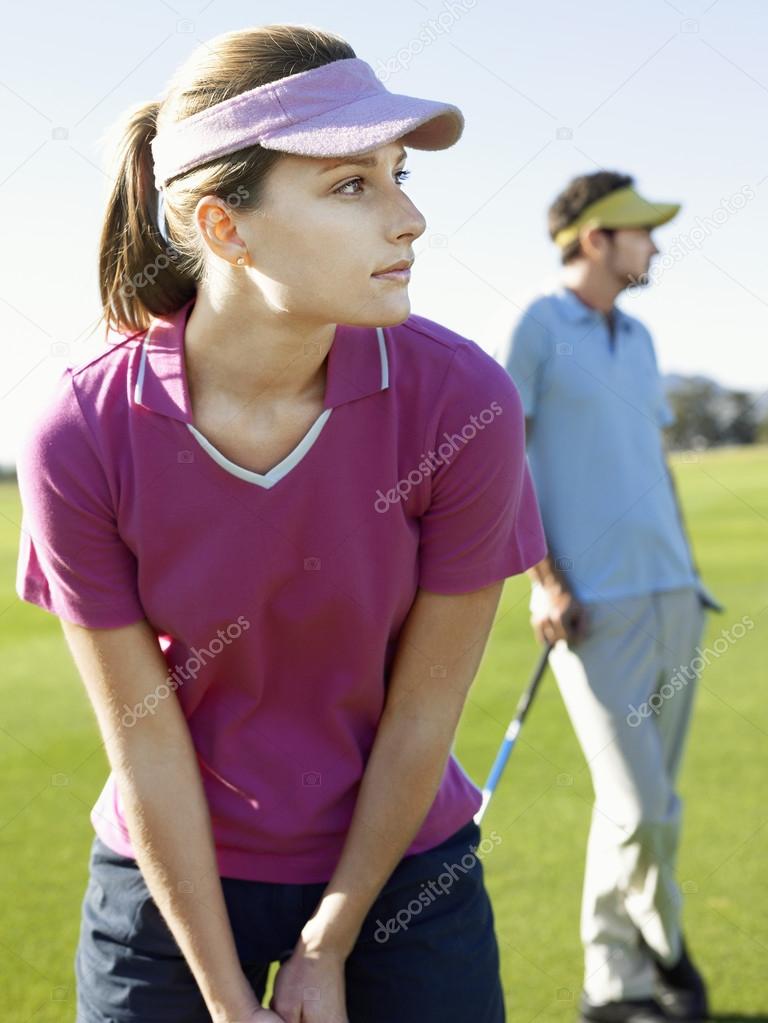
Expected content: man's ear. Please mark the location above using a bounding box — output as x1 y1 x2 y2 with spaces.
580 224 612 262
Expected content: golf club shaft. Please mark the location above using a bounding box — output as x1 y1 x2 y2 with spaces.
474 640 553 826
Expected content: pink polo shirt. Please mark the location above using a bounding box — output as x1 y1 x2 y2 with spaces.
15 296 546 883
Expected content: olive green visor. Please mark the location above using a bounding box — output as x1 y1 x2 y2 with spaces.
553 185 681 249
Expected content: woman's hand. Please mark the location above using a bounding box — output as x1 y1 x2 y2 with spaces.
232 1010 288 1023
230 1009 287 1023
268 934 349 1023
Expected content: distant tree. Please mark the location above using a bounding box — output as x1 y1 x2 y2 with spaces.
665 380 761 449
666 381 722 449
721 391 757 445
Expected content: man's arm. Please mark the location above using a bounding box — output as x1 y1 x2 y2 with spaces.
522 416 588 645
297 580 506 957
664 454 726 613
527 549 568 591
526 549 590 645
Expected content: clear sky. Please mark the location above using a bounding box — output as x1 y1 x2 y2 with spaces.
2 0 766 466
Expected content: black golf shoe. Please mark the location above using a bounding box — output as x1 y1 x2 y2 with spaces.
578 991 669 1022
651 940 709 1021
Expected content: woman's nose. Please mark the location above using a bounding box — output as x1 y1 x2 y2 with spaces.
395 193 427 242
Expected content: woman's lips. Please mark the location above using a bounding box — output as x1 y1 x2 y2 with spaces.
371 268 411 281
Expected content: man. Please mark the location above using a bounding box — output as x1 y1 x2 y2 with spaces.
503 171 722 1023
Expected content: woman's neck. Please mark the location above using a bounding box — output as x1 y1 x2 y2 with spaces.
183 287 335 406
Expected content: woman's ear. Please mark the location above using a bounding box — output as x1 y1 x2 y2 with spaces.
195 197 250 267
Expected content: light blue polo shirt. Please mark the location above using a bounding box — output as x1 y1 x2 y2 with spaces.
501 285 699 604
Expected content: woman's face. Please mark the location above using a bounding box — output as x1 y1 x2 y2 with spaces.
223 140 427 328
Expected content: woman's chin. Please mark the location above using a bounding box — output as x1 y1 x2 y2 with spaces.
341 293 411 328
373 293 412 325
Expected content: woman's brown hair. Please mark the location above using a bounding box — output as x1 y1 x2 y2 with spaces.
98 24 356 336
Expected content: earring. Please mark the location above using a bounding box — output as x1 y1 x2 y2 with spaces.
236 256 245 266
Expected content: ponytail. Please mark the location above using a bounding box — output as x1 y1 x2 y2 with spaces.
97 25 357 337
98 100 195 335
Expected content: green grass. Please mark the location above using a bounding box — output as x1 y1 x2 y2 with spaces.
1 446 767 1021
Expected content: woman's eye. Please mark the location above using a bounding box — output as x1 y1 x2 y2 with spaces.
334 169 411 195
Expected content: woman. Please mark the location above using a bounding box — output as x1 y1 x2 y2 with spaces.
15 23 546 1023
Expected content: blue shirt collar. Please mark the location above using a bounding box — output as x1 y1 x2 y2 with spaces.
555 285 632 332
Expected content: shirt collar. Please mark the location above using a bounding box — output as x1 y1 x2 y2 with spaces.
133 296 390 422
554 285 632 332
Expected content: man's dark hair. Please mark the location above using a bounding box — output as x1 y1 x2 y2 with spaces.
548 170 634 264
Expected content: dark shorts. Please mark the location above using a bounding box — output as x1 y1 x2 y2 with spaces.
75 818 506 1022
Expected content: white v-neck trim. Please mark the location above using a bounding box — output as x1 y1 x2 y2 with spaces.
136 321 389 489
186 408 333 490
183 325 388 489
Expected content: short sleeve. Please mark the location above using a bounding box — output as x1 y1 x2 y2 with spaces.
417 342 548 595
15 368 147 629
502 307 551 420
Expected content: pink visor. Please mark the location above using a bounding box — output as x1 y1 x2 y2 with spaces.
151 56 464 190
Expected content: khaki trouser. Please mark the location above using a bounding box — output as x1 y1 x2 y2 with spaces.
532 585 708 1003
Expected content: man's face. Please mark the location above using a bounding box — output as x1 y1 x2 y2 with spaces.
605 226 660 288
229 140 427 328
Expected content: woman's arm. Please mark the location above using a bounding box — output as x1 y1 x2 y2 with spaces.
269 581 506 1020
297 579 505 956
60 617 270 1023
